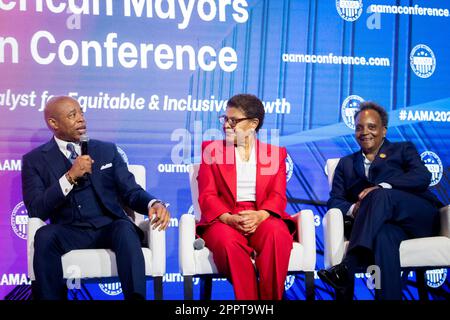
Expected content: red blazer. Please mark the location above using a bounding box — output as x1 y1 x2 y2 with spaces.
197 139 295 233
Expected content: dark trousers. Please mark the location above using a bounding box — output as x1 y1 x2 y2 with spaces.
33 219 145 300
346 188 439 300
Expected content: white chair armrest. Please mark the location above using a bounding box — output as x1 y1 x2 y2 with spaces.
179 214 196 276
143 220 166 276
440 205 450 238
292 210 316 271
323 208 346 269
27 217 47 280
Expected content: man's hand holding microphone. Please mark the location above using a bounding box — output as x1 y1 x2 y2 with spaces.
66 134 93 185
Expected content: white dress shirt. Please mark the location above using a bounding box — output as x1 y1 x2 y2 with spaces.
55 136 80 196
235 145 257 202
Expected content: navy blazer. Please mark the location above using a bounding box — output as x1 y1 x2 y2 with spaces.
21 138 154 225
328 140 443 215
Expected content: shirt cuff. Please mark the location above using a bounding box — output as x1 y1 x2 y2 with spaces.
59 174 74 196
378 182 392 189
346 204 356 218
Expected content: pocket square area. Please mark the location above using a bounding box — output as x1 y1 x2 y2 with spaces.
100 163 113 170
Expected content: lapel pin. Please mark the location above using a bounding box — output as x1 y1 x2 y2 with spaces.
379 153 386 159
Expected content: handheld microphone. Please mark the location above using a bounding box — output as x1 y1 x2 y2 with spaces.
80 133 89 155
80 134 89 179
193 237 205 250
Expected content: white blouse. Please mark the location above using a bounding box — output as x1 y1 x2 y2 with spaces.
235 145 257 202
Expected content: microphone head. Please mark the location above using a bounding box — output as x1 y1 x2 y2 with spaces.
193 237 205 250
80 133 89 143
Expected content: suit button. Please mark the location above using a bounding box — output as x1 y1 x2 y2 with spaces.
78 205 82 209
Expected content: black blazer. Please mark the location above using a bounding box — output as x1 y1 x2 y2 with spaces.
328 139 443 215
21 138 154 225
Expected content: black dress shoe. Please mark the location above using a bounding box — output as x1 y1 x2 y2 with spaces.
318 263 353 298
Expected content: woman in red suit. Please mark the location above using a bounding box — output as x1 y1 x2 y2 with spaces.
197 94 295 300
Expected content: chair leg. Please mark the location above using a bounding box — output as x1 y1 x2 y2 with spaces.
200 277 212 300
416 270 429 301
153 276 163 300
305 272 315 301
184 275 193 300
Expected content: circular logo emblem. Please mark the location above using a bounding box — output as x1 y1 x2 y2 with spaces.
116 146 129 165
284 275 296 291
336 0 363 21
98 282 123 296
11 201 28 240
286 153 294 182
341 95 364 129
420 151 443 186
410 44 436 78
426 268 447 288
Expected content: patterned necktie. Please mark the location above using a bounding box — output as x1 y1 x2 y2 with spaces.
66 143 78 163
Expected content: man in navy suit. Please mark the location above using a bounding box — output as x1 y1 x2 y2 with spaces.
21 96 171 300
318 101 442 300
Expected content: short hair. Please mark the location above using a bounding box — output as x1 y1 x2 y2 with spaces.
354 101 389 128
226 94 265 132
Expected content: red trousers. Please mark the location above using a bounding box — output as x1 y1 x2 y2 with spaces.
201 202 293 300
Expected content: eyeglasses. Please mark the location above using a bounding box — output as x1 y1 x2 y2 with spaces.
218 115 252 127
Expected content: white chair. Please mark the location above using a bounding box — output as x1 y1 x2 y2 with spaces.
27 165 166 299
323 158 450 299
179 164 316 300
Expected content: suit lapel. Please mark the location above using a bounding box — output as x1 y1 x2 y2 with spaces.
216 141 237 202
368 139 391 181
256 140 271 202
42 138 69 180
353 151 366 180
87 140 101 189
88 140 101 174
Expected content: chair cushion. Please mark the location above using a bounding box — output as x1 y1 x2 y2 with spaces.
192 242 309 275
288 242 306 271
400 236 450 268
193 248 219 275
342 237 450 268
61 248 153 278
